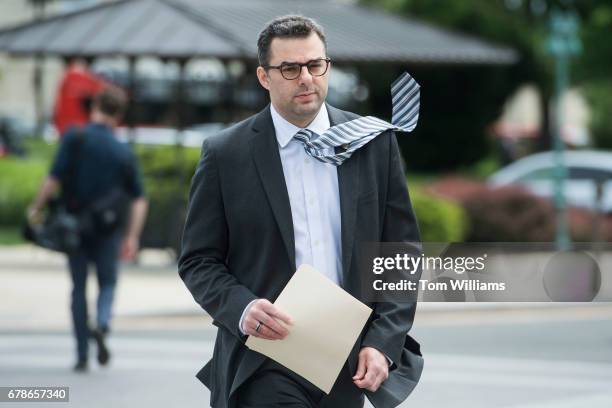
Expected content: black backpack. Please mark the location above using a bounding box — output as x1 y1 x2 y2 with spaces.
24 128 132 253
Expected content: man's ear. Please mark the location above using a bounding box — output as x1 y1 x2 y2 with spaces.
256 66 270 90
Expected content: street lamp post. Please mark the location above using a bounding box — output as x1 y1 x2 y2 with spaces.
545 10 581 251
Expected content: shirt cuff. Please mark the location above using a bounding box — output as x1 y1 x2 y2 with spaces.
238 299 259 335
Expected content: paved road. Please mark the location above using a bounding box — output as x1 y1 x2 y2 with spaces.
1 246 611 407
1 309 611 408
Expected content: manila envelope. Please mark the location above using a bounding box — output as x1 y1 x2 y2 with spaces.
246 264 372 393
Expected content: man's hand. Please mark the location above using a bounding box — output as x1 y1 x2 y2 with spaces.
352 347 389 392
26 205 43 225
27 176 59 225
121 235 140 261
242 299 293 340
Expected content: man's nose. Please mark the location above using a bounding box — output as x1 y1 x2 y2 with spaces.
297 65 313 85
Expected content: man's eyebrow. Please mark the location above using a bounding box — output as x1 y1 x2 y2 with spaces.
277 58 325 65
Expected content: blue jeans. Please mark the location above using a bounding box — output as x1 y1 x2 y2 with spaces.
67 231 122 361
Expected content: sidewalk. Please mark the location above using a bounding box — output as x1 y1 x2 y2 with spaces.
1 245 611 331
0 245 203 331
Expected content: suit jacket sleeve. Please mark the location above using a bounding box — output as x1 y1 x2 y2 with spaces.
360 132 421 366
178 139 258 340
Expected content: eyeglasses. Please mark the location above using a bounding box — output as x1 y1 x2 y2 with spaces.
263 58 331 80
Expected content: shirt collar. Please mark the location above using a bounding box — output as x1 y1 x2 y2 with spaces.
270 103 331 149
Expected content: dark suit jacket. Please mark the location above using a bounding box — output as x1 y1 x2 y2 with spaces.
178 103 424 408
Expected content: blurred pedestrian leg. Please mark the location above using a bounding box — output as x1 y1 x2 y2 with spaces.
67 230 122 369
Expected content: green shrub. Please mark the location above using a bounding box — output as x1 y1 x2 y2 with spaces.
583 80 612 150
0 142 201 251
0 158 48 227
22 138 57 160
1 148 469 249
136 145 200 251
410 188 469 242
140 177 189 252
135 145 200 180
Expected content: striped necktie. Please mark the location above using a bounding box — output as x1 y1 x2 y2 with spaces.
293 72 420 166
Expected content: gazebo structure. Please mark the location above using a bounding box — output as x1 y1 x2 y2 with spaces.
0 0 516 62
0 0 517 131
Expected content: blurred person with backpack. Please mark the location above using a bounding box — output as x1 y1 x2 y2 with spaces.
28 88 149 372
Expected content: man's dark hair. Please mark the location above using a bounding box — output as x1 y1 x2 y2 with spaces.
93 87 127 118
257 15 327 67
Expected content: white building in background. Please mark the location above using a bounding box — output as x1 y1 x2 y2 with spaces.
494 84 542 140
0 0 105 125
494 83 592 148
559 88 591 147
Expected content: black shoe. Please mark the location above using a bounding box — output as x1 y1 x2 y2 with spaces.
91 329 110 366
73 359 88 372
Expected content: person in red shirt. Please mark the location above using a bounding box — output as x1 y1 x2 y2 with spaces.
53 57 108 136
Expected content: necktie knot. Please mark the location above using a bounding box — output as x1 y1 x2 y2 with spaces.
293 128 317 143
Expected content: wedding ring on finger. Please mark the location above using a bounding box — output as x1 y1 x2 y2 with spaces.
255 321 262 333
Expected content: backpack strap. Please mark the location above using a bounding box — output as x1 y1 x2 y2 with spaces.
61 128 86 211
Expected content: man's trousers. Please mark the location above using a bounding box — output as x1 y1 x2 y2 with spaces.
67 231 122 361
235 358 365 408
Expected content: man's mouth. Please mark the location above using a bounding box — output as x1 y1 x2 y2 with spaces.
295 91 316 99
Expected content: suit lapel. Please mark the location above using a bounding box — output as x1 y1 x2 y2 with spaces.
327 104 361 286
249 106 296 270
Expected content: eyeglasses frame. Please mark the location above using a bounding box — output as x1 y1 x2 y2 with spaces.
263 58 332 80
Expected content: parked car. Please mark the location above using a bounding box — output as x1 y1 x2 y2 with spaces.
488 150 612 213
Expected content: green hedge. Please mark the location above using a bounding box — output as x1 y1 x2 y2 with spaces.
1 142 467 248
410 188 469 242
135 144 201 180
583 80 612 150
0 158 48 227
136 145 200 251
0 142 202 249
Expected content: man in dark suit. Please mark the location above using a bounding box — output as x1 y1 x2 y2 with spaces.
179 15 423 408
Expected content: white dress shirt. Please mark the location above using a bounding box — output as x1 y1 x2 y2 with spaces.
270 103 343 285
237 104 394 366
239 104 343 333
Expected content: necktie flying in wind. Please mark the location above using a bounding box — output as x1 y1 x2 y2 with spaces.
293 72 420 166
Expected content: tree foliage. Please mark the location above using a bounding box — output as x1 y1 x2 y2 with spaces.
358 0 612 169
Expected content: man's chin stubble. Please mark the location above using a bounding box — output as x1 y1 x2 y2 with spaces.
294 100 322 116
